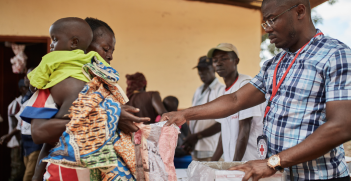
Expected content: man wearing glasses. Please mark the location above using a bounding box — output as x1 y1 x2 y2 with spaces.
162 0 351 180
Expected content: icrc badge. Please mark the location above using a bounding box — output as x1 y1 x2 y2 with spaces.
257 135 268 160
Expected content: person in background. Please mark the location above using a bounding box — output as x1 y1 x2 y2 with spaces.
184 56 224 161
15 68 43 181
22 68 34 104
126 72 167 124
208 43 265 162
0 79 26 181
163 96 179 113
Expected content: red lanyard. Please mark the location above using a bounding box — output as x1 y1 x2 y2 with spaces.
264 32 323 118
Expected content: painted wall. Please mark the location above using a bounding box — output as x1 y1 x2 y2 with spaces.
0 0 262 108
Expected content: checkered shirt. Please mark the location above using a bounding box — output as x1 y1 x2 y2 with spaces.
250 29 351 180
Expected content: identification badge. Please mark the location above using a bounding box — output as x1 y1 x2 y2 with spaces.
257 135 268 160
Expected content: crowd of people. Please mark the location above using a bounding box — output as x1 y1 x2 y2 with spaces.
1 0 351 180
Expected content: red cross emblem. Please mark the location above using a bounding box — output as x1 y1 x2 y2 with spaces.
257 139 267 160
260 145 265 155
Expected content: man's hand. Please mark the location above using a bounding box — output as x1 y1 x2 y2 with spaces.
0 134 11 145
161 111 187 127
229 159 277 181
118 105 150 134
182 134 199 153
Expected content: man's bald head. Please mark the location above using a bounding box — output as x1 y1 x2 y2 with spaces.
49 17 93 51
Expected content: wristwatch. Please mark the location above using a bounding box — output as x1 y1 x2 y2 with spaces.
267 155 284 172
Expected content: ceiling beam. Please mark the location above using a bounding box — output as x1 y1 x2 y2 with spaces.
187 0 261 10
187 0 328 10
310 0 328 8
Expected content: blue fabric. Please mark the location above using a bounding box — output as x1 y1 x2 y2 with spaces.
250 29 351 180
20 106 58 123
21 134 43 156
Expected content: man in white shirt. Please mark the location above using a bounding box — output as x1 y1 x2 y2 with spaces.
209 43 265 162
0 79 27 181
184 56 225 161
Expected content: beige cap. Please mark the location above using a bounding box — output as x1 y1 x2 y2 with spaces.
207 43 239 58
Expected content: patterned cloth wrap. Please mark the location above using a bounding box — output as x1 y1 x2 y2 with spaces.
134 122 180 181
42 57 136 181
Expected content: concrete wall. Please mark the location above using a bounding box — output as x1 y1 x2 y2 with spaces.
0 0 262 108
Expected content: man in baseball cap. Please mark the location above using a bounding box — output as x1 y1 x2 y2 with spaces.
184 56 224 161
207 43 240 59
208 43 266 163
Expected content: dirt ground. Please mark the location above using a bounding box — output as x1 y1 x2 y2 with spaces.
344 141 351 157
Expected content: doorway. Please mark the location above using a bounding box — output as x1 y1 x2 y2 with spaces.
0 36 50 181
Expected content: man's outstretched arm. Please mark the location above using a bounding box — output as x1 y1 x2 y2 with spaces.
163 83 266 126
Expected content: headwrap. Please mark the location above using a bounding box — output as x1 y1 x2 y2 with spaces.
126 72 147 98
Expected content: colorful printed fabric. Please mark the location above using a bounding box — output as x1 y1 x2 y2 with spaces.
28 49 109 89
134 122 179 181
41 58 135 181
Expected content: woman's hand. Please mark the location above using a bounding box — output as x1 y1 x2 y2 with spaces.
118 105 150 134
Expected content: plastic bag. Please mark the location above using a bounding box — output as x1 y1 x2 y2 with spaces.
134 121 180 181
187 161 286 181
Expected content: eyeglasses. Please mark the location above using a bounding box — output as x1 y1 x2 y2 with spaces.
261 4 299 30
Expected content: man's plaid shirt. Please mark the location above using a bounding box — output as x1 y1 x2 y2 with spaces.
250 29 351 180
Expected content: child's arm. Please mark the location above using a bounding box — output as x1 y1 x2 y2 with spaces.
32 143 52 181
31 78 86 145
